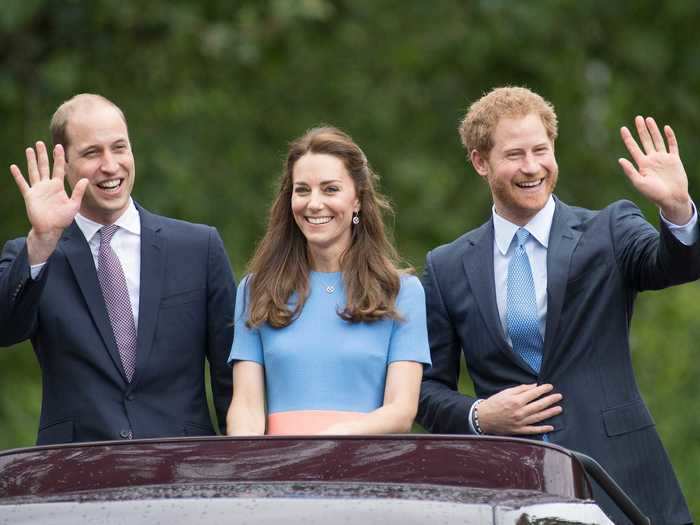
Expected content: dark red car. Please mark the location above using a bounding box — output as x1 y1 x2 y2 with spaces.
0 435 647 524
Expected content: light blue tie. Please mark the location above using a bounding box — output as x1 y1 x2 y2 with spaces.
506 228 543 373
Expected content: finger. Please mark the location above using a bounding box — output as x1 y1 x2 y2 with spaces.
70 178 89 206
523 393 563 414
35 141 50 180
618 158 644 186
635 115 655 154
619 126 644 166
665 125 679 156
52 144 66 182
507 383 539 395
519 383 554 403
25 147 40 185
514 425 555 435
9 164 30 196
522 405 563 426
645 117 666 152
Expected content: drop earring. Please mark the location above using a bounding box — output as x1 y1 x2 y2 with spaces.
352 211 360 225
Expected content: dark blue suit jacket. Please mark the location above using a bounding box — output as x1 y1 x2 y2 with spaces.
0 204 236 445
417 198 697 524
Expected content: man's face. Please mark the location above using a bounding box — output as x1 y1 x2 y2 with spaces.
64 103 135 225
471 113 558 226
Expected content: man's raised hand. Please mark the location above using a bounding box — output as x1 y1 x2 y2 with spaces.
619 116 692 225
9 142 88 265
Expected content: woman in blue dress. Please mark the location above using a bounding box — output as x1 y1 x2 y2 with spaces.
226 127 431 435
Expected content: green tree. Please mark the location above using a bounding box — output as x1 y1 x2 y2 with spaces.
1 0 698 514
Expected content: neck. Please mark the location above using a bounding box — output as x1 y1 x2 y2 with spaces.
79 204 130 226
307 247 342 272
493 206 535 227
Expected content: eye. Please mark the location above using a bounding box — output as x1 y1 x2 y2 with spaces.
324 185 340 193
294 186 310 195
113 144 127 152
83 150 99 159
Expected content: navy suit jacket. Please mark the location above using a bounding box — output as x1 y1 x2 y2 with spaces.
417 198 697 524
0 204 236 445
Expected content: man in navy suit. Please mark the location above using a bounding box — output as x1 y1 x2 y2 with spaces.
417 87 697 524
0 94 236 445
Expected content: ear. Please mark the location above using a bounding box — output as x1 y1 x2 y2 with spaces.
353 197 360 213
470 149 489 179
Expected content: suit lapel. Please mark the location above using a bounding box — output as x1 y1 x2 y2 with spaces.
542 199 582 372
132 205 165 386
61 222 128 381
461 221 533 373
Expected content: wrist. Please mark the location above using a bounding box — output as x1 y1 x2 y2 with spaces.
660 197 693 225
27 229 61 266
471 399 485 435
28 227 63 243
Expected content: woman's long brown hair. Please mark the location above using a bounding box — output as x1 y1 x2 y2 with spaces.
246 126 408 328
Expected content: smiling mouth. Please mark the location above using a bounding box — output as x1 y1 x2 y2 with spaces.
96 178 124 192
306 216 333 225
515 178 544 189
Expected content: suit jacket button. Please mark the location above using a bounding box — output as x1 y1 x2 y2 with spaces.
120 429 133 439
126 394 134 401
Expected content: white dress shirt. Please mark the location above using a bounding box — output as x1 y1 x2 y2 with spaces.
493 197 554 343
30 199 142 327
468 195 698 433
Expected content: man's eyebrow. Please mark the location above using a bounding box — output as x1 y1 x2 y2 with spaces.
76 144 100 155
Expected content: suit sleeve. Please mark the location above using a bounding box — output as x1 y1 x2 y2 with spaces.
417 250 475 434
0 238 48 347
611 200 700 291
204 228 236 434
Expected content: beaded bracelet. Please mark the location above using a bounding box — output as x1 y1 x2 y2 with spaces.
472 399 484 435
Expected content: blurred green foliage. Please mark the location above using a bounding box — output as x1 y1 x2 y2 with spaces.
1 0 698 515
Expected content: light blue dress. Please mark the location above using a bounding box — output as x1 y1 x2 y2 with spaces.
228 272 431 433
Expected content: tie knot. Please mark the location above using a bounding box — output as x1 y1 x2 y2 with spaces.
515 228 530 248
100 224 119 245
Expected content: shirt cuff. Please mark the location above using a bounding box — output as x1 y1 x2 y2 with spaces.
30 262 46 280
660 200 698 246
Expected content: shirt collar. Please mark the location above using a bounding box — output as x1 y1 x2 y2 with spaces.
74 198 141 243
493 195 556 255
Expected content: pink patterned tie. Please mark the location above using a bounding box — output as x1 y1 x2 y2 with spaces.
97 225 137 381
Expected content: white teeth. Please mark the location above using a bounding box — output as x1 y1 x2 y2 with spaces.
517 179 543 188
97 179 121 189
307 216 332 225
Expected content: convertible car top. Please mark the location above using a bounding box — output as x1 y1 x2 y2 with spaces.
0 435 648 524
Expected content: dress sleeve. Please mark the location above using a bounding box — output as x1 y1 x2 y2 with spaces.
227 275 264 366
387 275 432 366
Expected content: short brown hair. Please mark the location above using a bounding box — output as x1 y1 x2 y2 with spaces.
459 86 558 156
50 94 127 152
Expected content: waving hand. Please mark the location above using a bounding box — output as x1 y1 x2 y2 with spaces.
9 142 88 264
618 116 692 224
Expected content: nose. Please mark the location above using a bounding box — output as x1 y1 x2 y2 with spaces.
307 190 324 211
100 151 119 174
521 152 539 175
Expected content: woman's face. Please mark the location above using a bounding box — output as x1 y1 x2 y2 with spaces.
291 153 360 268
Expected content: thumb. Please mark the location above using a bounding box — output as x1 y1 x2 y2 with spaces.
618 158 644 187
70 178 89 205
